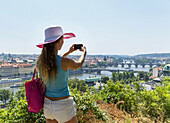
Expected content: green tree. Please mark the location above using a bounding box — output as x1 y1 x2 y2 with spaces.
112 72 117 82
126 78 132 84
137 71 145 80
101 61 107 67
101 76 109 84
149 67 153 72
103 56 107 61
15 88 26 101
89 64 98 68
161 64 166 68
129 72 134 78
0 89 12 104
68 78 86 92
117 69 120 74
117 73 122 81
123 71 126 80
126 72 130 79
144 74 149 82
84 64 88 68
147 72 152 77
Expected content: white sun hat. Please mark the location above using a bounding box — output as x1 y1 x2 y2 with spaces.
36 25 75 48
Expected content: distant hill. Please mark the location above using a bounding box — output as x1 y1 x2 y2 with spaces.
135 53 170 58
2 53 170 58
86 55 130 58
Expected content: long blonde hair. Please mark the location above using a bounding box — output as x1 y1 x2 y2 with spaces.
36 37 62 83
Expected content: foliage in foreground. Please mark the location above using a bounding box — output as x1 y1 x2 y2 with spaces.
0 97 45 123
0 84 107 122
0 78 170 122
98 79 170 122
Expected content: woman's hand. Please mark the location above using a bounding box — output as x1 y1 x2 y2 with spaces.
79 46 87 53
68 44 77 53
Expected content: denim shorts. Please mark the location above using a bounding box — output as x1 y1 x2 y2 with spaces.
43 96 77 123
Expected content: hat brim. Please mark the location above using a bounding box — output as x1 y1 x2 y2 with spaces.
36 33 76 48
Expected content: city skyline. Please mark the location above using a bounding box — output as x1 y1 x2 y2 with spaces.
1 0 170 55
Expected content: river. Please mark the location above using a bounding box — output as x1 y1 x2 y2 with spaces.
0 66 150 94
70 66 150 79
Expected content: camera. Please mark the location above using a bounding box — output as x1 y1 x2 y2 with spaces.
74 44 83 50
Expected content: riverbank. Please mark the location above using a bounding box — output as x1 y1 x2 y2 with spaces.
0 66 150 93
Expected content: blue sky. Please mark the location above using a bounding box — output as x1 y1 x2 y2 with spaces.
0 0 170 55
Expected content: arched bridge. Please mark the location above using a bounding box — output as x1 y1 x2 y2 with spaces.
114 63 162 68
82 68 147 74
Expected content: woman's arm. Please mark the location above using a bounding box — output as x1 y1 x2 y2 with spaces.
63 44 76 57
62 46 87 70
63 51 70 57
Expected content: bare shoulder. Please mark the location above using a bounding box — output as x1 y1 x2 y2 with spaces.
61 56 80 70
61 57 74 71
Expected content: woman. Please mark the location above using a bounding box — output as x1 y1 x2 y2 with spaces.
36 25 87 123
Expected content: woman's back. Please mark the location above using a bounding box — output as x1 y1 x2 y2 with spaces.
45 55 70 97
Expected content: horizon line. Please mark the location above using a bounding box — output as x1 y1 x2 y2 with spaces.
1 52 170 56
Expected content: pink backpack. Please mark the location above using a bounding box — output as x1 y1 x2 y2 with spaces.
25 69 46 113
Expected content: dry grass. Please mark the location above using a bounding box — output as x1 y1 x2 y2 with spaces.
76 99 164 123
97 100 157 123
77 110 103 123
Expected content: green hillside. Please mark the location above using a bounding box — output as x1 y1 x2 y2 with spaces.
135 53 170 58
0 77 170 122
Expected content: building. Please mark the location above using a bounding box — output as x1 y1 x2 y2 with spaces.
90 60 98 65
11 59 24 63
23 59 35 64
85 77 100 86
83 59 91 66
161 64 170 77
18 63 32 67
18 63 34 74
152 67 163 78
0 63 19 76
0 62 35 76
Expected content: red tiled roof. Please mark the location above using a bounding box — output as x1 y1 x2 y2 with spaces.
149 76 158 79
18 63 32 67
0 63 18 67
154 67 163 71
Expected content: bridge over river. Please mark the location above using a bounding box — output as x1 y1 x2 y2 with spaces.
114 62 162 68
82 68 148 74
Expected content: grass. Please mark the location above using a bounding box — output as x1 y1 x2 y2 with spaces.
76 100 166 123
